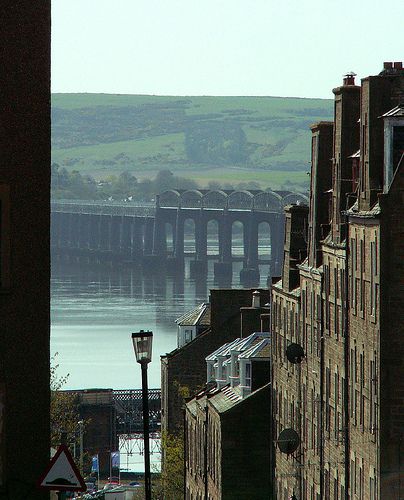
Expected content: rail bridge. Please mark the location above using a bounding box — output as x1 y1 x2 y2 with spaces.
51 189 308 280
69 388 161 476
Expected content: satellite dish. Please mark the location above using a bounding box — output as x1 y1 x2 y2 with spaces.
277 428 300 454
286 343 305 364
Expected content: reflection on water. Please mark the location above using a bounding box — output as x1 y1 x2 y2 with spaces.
51 238 271 390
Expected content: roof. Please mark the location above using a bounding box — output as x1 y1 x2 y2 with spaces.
175 302 211 327
205 338 241 361
239 337 271 360
381 105 404 118
207 385 242 413
207 382 271 414
205 331 270 362
349 149 360 158
346 200 381 217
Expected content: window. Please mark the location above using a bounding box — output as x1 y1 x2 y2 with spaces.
370 239 377 317
0 184 11 289
350 237 357 314
334 371 339 406
185 329 193 343
245 363 251 387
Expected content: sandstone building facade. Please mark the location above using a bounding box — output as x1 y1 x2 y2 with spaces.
161 288 271 436
0 2 51 499
185 327 271 499
272 64 404 499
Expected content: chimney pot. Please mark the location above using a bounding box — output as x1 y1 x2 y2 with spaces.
252 290 260 308
343 72 356 86
394 61 403 70
384 62 393 69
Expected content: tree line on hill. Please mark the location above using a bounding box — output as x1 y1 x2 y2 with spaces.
51 163 303 202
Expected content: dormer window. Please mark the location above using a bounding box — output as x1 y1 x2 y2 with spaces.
245 363 251 387
383 106 404 192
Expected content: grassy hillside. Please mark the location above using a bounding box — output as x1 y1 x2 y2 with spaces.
51 94 333 189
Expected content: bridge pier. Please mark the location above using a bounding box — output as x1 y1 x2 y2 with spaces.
190 259 208 277
78 213 91 250
69 211 80 248
120 216 132 259
270 214 284 276
89 214 101 252
143 219 154 255
189 211 208 277
240 215 260 285
110 215 121 256
214 261 232 281
167 209 185 274
99 215 112 256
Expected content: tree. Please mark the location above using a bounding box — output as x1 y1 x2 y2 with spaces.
154 432 184 500
50 354 81 450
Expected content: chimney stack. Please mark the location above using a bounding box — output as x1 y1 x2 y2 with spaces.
281 204 309 292
343 72 356 86
252 290 260 308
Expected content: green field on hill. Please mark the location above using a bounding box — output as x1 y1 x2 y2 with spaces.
52 94 332 190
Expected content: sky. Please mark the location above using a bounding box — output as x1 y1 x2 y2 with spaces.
51 0 404 99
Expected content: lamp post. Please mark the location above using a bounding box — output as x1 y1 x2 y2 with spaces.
132 330 153 500
78 420 84 475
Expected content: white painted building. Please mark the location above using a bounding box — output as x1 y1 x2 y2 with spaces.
175 302 211 348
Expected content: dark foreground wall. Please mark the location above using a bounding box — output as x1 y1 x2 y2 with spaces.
0 2 50 499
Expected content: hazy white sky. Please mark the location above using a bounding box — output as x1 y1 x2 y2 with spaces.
51 0 403 98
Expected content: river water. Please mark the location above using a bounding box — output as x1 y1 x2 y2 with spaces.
50 238 271 390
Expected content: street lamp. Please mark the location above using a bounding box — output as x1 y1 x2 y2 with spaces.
78 420 84 475
132 330 153 500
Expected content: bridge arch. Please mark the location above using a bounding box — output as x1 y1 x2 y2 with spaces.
202 190 228 209
228 190 254 210
282 192 309 207
181 190 203 208
159 190 181 208
253 191 282 212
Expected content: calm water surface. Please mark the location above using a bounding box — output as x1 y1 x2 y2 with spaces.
51 239 271 390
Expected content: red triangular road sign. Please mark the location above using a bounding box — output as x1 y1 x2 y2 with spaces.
38 444 87 491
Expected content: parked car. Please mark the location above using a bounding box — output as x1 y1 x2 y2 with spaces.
85 482 97 494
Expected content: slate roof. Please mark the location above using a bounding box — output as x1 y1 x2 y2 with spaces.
205 331 270 363
207 384 243 413
175 302 211 327
346 200 381 217
381 105 404 118
239 337 271 359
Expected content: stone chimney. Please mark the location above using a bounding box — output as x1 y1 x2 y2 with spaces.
281 204 309 292
359 66 404 210
308 121 333 266
240 289 271 338
331 74 360 242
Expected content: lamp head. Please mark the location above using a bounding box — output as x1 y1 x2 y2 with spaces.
132 330 153 364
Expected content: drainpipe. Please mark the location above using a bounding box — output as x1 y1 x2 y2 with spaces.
204 405 208 500
343 213 350 500
319 279 325 500
183 409 187 500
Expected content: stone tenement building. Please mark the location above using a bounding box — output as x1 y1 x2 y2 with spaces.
0 2 51 499
272 63 404 499
161 288 271 436
185 327 271 499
